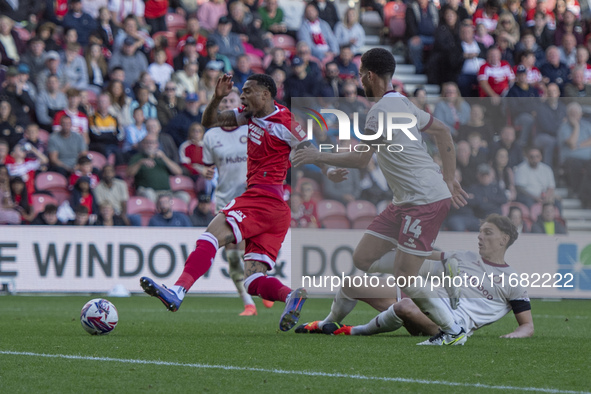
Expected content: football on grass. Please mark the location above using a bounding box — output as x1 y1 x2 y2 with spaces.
80 298 118 335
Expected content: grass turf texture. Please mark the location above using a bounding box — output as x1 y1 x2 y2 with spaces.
1 296 590 393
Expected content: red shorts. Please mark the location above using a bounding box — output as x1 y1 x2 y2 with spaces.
220 186 291 269
366 199 451 256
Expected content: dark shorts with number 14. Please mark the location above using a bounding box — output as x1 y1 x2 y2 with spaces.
365 198 451 257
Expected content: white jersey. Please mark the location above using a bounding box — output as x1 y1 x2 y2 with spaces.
421 250 530 335
365 92 451 205
202 125 249 211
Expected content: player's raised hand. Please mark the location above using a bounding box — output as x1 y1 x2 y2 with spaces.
292 145 320 167
447 179 469 210
327 168 349 183
215 74 234 99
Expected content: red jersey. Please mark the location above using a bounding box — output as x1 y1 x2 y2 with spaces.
5 156 40 197
69 171 100 190
177 34 208 57
179 141 204 176
514 65 543 85
53 109 89 136
477 61 515 97
472 9 499 32
233 103 306 187
144 0 168 18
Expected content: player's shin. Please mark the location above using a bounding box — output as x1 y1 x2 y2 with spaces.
402 284 462 334
244 272 291 302
351 304 403 335
321 287 358 328
227 249 255 306
174 232 219 292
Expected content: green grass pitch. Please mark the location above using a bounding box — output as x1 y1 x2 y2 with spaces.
1 295 590 393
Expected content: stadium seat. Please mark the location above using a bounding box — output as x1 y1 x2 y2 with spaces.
170 175 196 199
127 196 157 226
272 34 296 50
86 89 98 108
347 200 377 229
317 199 350 229
171 197 189 214
87 151 107 170
165 13 187 32
35 172 70 204
384 1 406 40
501 201 531 220
188 198 198 215
31 194 58 215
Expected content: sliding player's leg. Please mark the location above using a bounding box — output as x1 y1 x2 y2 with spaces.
225 241 257 316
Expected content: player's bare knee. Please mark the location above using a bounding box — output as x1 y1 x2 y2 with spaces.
394 298 416 319
352 250 373 272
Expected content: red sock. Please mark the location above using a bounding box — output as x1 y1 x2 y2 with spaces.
247 276 291 302
174 238 217 290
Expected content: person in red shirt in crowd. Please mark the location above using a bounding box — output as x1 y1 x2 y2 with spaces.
290 193 318 228
472 0 500 33
515 49 544 90
299 181 319 227
144 0 168 33
68 155 100 190
70 175 99 216
478 46 515 100
5 142 48 197
177 15 208 57
53 88 90 144
526 0 557 30
179 122 213 180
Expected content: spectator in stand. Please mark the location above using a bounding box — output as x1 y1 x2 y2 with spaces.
144 0 169 34
112 16 155 55
106 80 133 129
20 124 47 159
515 50 543 90
477 46 515 100
176 16 208 57
467 130 489 166
82 0 108 18
126 133 185 204
558 101 591 197
109 0 146 27
495 11 520 48
2 67 34 127
48 115 88 176
6 142 48 197
540 46 570 91
157 81 186 128
36 22 61 52
492 147 517 201
0 164 20 224
506 65 540 146
62 43 89 91
31 203 61 225
209 16 245 69
89 93 124 163
20 38 47 80
95 6 119 52
124 107 147 153
573 47 591 83
134 71 161 104
322 140 361 205
284 57 321 104
70 175 99 215
445 0 470 22
334 44 359 79
198 40 232 77
197 0 228 34
531 203 567 234
473 0 500 33
311 0 339 30
198 62 223 104
95 201 126 226
130 86 157 120
0 16 24 67
466 163 508 218
514 146 556 208
535 83 565 166
146 117 179 163
108 67 134 98
515 30 546 68
259 0 287 35
94 164 131 225
53 88 89 144
298 182 319 227
321 61 344 97
474 22 494 48
334 7 365 55
85 43 108 94
428 6 463 86
0 0 41 24
456 139 477 188
149 192 192 227
179 122 209 179
0 140 8 165
190 192 215 227
62 0 97 46
68 155 100 190
174 36 200 71
165 93 202 148
68 205 91 226
554 9 584 46
147 49 174 92
295 41 323 80
0 100 21 150
433 82 471 139
497 33 515 67
490 125 523 168
563 66 591 98
229 1 270 53
508 206 528 233
232 55 253 92
298 2 340 61
108 37 149 88
444 168 481 231
457 21 486 98
558 33 577 67
291 193 314 228
265 47 289 76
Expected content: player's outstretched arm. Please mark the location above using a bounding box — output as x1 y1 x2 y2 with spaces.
501 310 534 338
291 144 374 169
423 118 468 209
202 74 239 129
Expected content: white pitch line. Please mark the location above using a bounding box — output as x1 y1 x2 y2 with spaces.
1 350 589 394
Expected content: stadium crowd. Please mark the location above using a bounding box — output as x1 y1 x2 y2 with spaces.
0 0 589 235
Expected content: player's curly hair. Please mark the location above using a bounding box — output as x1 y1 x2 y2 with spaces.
360 48 396 79
247 74 277 99
484 214 519 248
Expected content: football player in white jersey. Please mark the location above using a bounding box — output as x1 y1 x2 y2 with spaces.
293 48 471 345
315 214 535 343
202 88 274 316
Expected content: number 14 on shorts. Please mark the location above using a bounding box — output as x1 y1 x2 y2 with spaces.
403 216 422 238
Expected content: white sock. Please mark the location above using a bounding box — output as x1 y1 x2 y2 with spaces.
402 284 460 333
170 285 186 301
320 288 358 328
367 250 396 275
227 249 254 306
351 304 403 335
